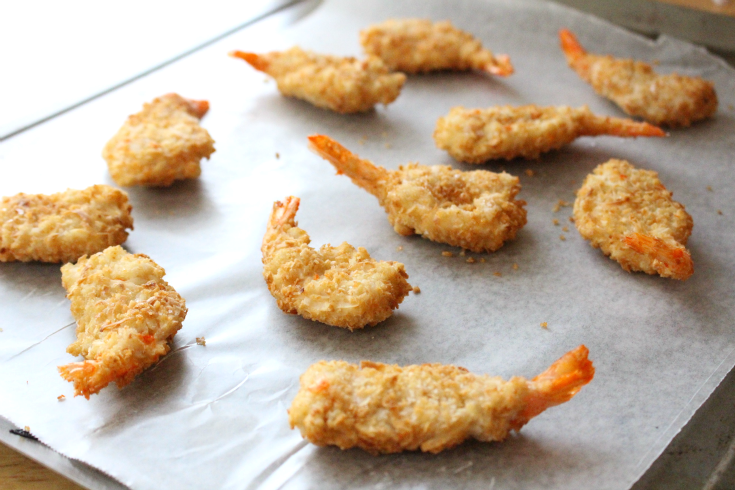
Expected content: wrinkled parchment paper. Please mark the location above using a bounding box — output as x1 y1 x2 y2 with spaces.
1 0 734 488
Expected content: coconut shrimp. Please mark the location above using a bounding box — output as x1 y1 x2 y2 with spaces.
574 159 693 280
262 197 411 330
0 185 133 263
360 19 513 76
434 104 665 163
289 345 594 454
58 246 187 398
308 135 526 253
230 48 406 114
103 93 215 187
560 29 717 127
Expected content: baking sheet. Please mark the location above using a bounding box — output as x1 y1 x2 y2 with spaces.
1 0 735 488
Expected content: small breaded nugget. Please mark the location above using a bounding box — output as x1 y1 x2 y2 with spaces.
574 159 694 280
309 135 526 253
560 29 717 127
103 93 215 186
434 105 665 163
58 246 187 398
230 48 406 113
289 345 594 454
360 19 513 76
0 185 133 263
262 197 411 330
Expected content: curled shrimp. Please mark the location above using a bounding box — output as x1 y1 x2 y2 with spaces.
229 47 406 114
360 19 513 76
288 345 594 454
308 135 526 253
573 159 694 280
262 196 411 330
434 104 665 163
560 29 717 127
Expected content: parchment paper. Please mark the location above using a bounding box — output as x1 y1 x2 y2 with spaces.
1 0 735 488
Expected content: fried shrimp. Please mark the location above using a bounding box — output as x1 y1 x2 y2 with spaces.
289 345 594 454
262 197 411 330
230 48 406 113
574 159 694 280
360 19 513 76
560 29 717 127
103 93 215 187
434 104 665 163
308 135 526 253
0 185 133 263
58 246 187 398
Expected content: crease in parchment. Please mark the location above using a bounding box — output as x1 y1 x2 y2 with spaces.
8 322 75 361
244 440 310 490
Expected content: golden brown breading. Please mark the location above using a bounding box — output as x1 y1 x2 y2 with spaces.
434 105 665 163
574 159 694 280
103 93 215 187
0 185 133 263
289 345 594 454
230 48 406 113
58 246 187 398
560 29 717 127
309 135 526 253
262 196 411 330
360 19 513 75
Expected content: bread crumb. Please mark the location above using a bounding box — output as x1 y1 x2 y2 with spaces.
459 249 466 256
442 251 453 257
396 246 403 251
57 395 66 401
493 271 502 277
479 258 486 263
381 131 388 138
569 216 575 223
196 336 206 346
707 186 713 192
553 200 571 212
540 322 548 329
718 210 723 215
525 169 535 177
412 285 421 294
513 263 518 270
559 235 566 241
562 226 569 232
553 219 559 226
24 426 30 432
384 143 391 149
263 78 270 84
275 152 280 159
466 257 476 263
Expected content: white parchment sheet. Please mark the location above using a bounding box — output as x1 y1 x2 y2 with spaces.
1 0 734 488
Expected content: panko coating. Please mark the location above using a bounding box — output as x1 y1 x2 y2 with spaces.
309 135 526 253
0 185 133 263
560 29 717 127
289 345 594 454
230 47 406 113
360 18 513 76
434 104 665 163
103 93 215 186
58 246 187 398
262 196 411 330
574 159 694 280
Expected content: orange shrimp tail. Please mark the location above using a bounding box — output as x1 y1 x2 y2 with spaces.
307 135 389 198
584 116 666 138
511 345 594 430
58 360 100 400
624 233 694 280
486 54 514 77
229 50 269 72
559 29 586 62
262 196 302 258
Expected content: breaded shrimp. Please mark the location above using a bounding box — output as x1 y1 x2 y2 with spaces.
230 48 406 113
289 345 594 454
0 185 133 263
308 135 526 253
434 104 665 163
574 159 693 280
103 93 215 187
360 19 513 76
262 197 411 330
560 29 717 127
58 246 187 398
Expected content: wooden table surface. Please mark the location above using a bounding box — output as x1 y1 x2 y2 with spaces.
0 0 732 489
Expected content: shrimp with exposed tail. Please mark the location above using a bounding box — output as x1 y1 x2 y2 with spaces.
289 345 594 454
360 19 513 76
560 29 717 127
574 159 694 280
262 197 411 330
434 104 665 163
230 48 406 114
308 135 526 253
